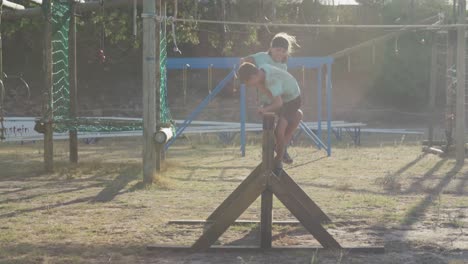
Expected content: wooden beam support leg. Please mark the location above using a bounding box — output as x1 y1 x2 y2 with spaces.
191 174 266 251
279 170 331 223
206 163 262 222
270 174 341 249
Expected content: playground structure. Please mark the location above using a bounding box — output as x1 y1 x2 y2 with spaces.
149 113 384 252
1 1 465 175
0 0 467 256
164 56 336 157
422 2 467 159
0 0 346 172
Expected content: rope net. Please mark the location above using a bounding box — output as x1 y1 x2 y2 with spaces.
51 1 70 132
46 1 173 134
159 17 174 129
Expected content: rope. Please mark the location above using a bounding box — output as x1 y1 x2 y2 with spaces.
100 0 105 52
0 79 4 141
168 17 181 54
172 17 464 30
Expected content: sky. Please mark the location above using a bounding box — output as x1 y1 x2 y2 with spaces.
330 0 359 5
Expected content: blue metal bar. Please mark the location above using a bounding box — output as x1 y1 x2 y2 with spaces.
167 57 333 70
299 122 319 146
240 84 246 157
300 121 320 148
299 121 327 150
165 69 236 150
326 63 332 156
317 66 323 150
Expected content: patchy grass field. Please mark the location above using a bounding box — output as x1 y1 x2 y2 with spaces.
0 136 468 264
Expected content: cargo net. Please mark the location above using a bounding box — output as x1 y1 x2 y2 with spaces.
159 17 174 131
46 1 173 134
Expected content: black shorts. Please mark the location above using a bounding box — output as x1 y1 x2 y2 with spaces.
278 96 301 123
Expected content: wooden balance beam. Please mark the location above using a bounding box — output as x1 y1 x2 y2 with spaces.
148 113 384 253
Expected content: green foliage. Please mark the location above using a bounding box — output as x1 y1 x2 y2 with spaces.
369 33 431 110
0 0 453 110
366 0 447 110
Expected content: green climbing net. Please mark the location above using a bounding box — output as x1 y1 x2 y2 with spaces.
45 0 173 134
50 1 70 132
159 17 173 128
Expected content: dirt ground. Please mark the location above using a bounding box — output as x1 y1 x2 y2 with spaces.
0 135 468 264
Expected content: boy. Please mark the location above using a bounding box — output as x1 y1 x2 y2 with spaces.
240 32 300 164
237 62 303 174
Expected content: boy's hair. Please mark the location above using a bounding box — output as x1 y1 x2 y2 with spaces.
237 62 259 84
270 32 300 54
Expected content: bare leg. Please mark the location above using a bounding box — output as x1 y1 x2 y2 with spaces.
275 117 289 167
284 110 303 145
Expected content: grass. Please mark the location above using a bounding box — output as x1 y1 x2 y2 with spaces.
0 136 467 263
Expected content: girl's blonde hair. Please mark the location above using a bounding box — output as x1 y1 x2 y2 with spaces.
270 32 300 54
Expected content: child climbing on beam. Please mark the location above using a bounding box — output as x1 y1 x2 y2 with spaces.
241 32 300 164
237 62 303 174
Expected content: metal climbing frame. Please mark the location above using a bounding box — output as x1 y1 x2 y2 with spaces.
164 56 334 156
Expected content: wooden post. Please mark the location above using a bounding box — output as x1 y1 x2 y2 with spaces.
455 0 466 164
0 4 3 86
428 32 438 146
44 0 54 172
142 0 159 182
69 0 78 163
260 113 275 249
0 4 3 141
446 30 456 147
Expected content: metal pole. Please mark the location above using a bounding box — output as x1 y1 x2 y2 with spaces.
240 84 246 157
326 63 332 157
428 32 438 146
69 0 78 163
44 0 54 172
317 66 322 149
142 0 159 182
447 30 456 148
455 0 466 164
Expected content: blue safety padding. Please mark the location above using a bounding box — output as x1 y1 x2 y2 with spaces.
167 57 333 70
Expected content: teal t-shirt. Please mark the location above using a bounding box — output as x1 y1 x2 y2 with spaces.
250 52 287 71
258 64 300 104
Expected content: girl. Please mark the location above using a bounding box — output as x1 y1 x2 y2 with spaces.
241 32 299 71
241 32 300 164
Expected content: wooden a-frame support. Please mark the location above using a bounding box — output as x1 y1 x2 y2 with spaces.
148 113 384 253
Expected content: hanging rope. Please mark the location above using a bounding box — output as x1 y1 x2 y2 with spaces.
394 37 399 55
132 0 137 38
169 18 181 54
0 77 4 141
98 0 106 64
